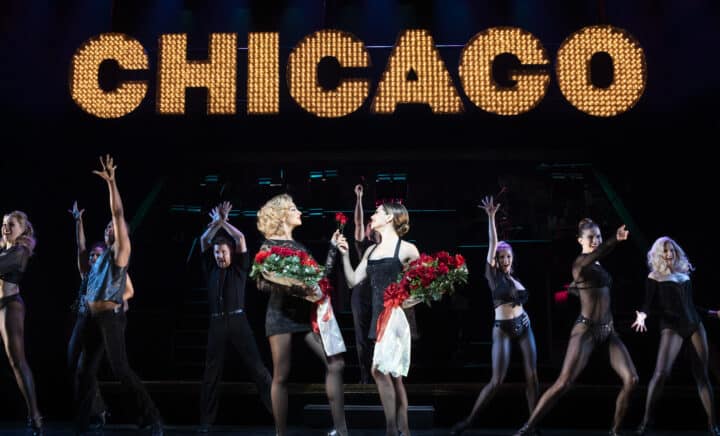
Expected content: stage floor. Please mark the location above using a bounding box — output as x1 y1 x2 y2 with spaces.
0 424 708 435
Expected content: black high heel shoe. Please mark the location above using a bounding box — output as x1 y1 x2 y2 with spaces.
26 415 43 436
450 419 470 435
634 421 650 435
514 424 537 436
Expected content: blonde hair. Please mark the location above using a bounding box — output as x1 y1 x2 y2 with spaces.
257 194 294 238
647 236 693 275
1 210 36 255
381 202 410 237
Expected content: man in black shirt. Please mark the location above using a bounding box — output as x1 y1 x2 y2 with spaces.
198 202 272 432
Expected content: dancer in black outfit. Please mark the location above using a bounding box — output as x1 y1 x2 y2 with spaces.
515 218 638 436
451 196 538 434
198 201 272 432
67 200 135 429
75 155 163 435
0 210 43 435
338 202 420 436
632 236 720 435
350 184 376 384
255 194 348 436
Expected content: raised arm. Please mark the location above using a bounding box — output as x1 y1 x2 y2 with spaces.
354 184 365 242
479 196 500 266
572 225 628 279
335 233 369 287
200 205 223 253
69 201 89 276
93 155 130 268
323 230 340 276
218 202 247 254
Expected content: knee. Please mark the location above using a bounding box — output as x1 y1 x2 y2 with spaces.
6 351 26 373
625 374 639 389
554 377 573 393
487 376 504 391
693 368 711 384
652 369 670 382
372 368 388 383
396 390 408 407
327 358 345 375
273 374 288 386
271 359 290 385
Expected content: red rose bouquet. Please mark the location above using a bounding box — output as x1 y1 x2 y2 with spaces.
250 245 325 288
397 251 468 307
373 251 468 377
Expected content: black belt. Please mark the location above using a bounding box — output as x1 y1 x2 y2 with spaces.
210 308 244 319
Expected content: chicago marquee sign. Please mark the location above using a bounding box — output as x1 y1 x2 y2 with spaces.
70 26 646 119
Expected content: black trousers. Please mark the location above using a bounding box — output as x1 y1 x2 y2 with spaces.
68 312 106 418
76 309 160 429
200 312 272 425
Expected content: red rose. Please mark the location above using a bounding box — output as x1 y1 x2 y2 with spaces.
436 251 451 264
384 282 409 307
455 254 465 266
419 254 434 264
335 212 348 232
254 250 271 264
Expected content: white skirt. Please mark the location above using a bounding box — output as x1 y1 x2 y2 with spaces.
372 307 411 377
316 298 346 357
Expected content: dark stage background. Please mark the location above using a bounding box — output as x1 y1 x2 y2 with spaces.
1 0 719 430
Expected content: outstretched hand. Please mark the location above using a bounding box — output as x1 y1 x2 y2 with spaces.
219 201 232 221
208 206 221 224
616 225 629 241
479 195 500 216
92 154 117 182
631 310 647 333
68 201 85 221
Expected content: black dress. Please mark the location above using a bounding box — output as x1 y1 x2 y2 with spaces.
641 277 710 339
366 239 418 341
258 239 337 337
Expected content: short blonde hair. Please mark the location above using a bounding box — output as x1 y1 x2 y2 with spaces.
257 194 294 238
647 236 693 275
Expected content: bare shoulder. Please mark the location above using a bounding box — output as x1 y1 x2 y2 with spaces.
400 240 420 261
